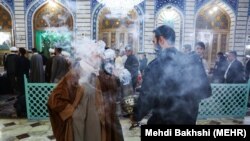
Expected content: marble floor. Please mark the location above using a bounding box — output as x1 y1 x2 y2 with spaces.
0 94 142 141
0 118 142 141
1 116 250 141
0 94 250 141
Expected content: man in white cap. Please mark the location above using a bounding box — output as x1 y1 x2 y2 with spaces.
30 48 45 82
45 48 55 82
4 46 19 94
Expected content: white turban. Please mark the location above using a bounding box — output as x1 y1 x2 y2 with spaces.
49 48 55 54
103 49 116 60
10 46 18 52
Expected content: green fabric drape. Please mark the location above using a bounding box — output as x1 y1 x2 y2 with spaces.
35 30 50 58
35 30 44 52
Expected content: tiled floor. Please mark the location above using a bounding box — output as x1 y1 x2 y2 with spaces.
0 94 141 141
0 118 141 141
0 94 250 141
1 116 250 141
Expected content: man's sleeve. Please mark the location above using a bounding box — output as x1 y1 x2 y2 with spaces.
189 55 212 100
134 64 156 121
47 71 83 121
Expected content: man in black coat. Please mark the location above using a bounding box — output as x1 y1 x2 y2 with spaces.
212 52 228 83
124 46 139 91
16 48 30 95
224 51 245 83
134 25 211 125
4 47 19 94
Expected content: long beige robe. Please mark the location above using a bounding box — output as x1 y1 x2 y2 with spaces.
72 82 102 141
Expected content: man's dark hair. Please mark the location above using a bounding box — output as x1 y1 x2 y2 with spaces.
195 42 205 50
229 50 237 57
55 48 62 53
184 44 192 50
32 48 37 53
19 48 26 56
153 25 175 45
217 52 226 61
217 52 224 56
125 45 133 51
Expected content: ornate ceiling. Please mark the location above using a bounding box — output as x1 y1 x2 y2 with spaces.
33 3 73 30
0 5 12 31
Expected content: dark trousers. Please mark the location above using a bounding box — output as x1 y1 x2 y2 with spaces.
7 74 17 93
131 75 138 91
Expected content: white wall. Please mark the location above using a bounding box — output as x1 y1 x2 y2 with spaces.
233 0 249 58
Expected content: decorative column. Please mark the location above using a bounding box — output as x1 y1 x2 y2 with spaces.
183 0 195 48
14 0 26 48
76 0 91 39
234 0 249 58
144 0 155 55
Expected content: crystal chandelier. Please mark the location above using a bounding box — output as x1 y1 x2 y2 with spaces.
97 0 143 17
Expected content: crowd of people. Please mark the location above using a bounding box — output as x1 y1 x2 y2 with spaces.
1 25 250 140
183 42 247 84
2 47 71 94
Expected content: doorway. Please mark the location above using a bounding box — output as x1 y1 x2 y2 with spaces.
196 6 230 68
98 8 139 53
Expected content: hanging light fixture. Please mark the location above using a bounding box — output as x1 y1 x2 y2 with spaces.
97 0 144 17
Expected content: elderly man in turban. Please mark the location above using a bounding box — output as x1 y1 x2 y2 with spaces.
48 39 124 141
48 39 106 141
98 48 124 141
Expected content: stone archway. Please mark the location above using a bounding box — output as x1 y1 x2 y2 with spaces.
97 8 140 53
33 2 73 57
26 0 75 50
156 5 184 50
195 1 235 67
92 4 144 53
